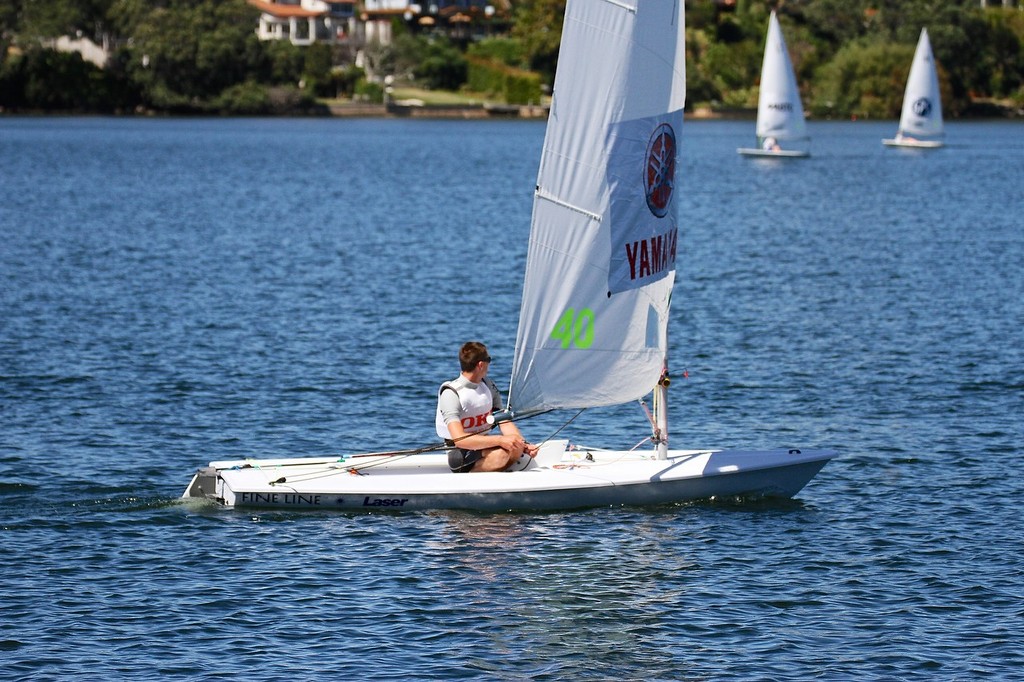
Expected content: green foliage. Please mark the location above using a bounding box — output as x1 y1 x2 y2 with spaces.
467 37 525 68
332 65 365 99
0 0 18 35
214 81 315 115
389 34 424 80
355 79 383 104
415 50 467 91
466 55 542 104
2 0 1023 116
976 10 1024 98
685 28 719 107
811 41 917 118
686 1 717 33
16 0 98 38
503 69 542 105
106 0 150 37
1014 84 1024 108
390 35 467 91
511 0 564 85
0 47 136 111
122 0 265 112
302 43 333 97
787 0 872 45
214 80 272 115
686 26 763 108
690 0 1024 117
263 41 305 85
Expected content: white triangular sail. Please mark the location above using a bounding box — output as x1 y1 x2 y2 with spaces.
508 0 685 415
755 12 806 143
896 28 944 139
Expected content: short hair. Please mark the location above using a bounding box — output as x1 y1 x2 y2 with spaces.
459 341 489 372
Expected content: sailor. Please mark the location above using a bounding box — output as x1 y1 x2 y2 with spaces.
436 341 538 472
762 136 781 152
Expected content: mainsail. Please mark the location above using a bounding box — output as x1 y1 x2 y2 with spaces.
897 28 944 139
508 0 686 415
755 11 806 143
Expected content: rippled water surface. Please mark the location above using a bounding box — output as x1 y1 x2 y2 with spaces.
2 117 1023 680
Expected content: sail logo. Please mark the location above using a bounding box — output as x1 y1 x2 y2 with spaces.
768 102 794 111
644 123 676 218
625 228 678 283
912 97 932 117
607 110 682 295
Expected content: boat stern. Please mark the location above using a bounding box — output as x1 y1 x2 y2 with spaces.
182 466 222 503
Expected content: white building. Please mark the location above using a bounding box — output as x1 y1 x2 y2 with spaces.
249 0 357 46
250 0 511 47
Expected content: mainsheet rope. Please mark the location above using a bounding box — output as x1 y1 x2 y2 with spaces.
258 409 571 484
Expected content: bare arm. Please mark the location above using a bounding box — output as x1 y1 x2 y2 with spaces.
447 419 525 454
498 421 538 456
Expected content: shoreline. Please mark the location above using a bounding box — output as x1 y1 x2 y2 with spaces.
322 101 1024 121
327 101 551 119
3 101 1020 120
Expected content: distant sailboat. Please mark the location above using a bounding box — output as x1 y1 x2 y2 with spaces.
884 28 944 148
738 12 809 158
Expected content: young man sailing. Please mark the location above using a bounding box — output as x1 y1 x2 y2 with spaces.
435 341 538 473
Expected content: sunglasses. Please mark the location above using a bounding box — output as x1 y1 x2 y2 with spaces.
481 356 492 363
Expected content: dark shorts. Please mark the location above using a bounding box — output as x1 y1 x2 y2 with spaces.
448 448 483 473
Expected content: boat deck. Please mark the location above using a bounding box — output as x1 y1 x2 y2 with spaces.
183 442 833 511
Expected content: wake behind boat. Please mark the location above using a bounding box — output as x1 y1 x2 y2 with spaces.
738 12 810 158
183 0 834 512
884 28 944 148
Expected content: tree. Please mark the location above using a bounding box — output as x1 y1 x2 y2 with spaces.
811 41 918 118
302 42 333 96
3 0 1023 116
1 46 132 111
511 0 564 86
414 37 466 91
17 0 111 39
121 0 265 111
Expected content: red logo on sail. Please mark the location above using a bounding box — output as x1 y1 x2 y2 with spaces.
644 123 676 218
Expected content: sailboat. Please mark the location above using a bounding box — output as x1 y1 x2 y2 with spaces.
182 0 834 512
738 12 809 158
883 28 944 148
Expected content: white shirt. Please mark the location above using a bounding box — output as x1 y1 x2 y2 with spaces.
435 375 501 441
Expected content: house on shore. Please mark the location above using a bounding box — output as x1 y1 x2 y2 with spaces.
46 1 513 74
250 0 357 45
248 0 511 47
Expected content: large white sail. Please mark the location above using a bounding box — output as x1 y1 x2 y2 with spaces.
897 28 943 139
507 0 686 415
755 11 806 142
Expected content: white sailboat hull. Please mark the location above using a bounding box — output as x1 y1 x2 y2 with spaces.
182 441 834 512
737 147 810 158
882 138 944 149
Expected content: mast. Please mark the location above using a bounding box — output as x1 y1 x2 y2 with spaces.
653 366 669 460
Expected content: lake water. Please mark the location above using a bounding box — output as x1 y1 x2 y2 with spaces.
1 116 1022 680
